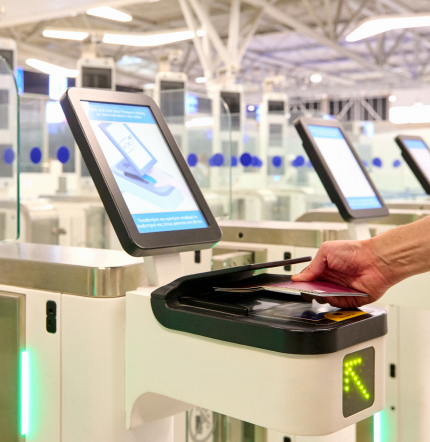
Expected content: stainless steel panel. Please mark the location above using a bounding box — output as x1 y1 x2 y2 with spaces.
0 291 25 442
0 243 146 298
218 220 350 248
296 208 430 225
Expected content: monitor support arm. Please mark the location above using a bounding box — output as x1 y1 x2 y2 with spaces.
144 253 184 287
348 222 371 241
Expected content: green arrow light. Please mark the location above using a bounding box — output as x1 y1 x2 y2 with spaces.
343 358 370 400
343 347 375 418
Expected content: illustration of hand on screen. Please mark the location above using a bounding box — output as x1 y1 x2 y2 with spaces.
147 166 193 199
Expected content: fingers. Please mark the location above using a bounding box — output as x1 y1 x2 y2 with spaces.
323 296 371 309
300 293 327 303
291 248 328 282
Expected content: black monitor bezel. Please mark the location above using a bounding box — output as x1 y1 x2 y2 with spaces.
294 117 389 221
60 87 221 256
395 135 430 195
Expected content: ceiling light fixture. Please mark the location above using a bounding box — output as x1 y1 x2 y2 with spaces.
103 29 196 47
87 6 132 22
195 76 207 83
43 30 89 41
196 29 205 37
389 95 397 103
26 59 79 78
346 13 430 42
310 73 322 83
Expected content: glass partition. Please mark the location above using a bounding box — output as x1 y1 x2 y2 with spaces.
0 56 19 241
19 94 76 198
229 105 332 222
160 89 233 219
350 123 429 201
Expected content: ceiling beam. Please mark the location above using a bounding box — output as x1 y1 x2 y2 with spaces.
242 0 416 83
243 50 356 86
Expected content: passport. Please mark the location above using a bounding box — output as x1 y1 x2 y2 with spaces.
214 273 367 298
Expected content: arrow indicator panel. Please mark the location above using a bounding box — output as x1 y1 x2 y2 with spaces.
343 347 375 417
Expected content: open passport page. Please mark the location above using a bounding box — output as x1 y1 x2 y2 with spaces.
214 273 368 298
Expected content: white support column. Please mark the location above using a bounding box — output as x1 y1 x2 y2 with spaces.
227 0 241 66
347 223 371 241
237 8 265 64
178 0 213 78
144 254 184 287
187 0 231 67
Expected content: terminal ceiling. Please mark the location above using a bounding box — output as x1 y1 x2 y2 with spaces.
1 0 430 99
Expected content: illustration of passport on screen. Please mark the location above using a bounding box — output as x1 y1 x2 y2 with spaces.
99 122 184 209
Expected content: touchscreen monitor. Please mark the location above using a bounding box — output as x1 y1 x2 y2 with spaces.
395 135 430 194
61 88 221 256
295 118 388 221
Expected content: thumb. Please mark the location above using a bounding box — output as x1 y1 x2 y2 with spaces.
291 252 327 282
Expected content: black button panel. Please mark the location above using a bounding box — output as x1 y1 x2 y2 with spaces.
46 300 57 334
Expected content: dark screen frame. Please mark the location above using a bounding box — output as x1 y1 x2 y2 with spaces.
294 117 389 221
395 135 430 195
60 87 221 257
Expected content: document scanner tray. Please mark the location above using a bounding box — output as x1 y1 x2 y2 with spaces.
151 264 387 355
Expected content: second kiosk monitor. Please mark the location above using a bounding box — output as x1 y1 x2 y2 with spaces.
395 135 430 195
295 117 388 221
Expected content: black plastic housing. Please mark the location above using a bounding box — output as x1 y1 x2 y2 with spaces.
151 265 387 355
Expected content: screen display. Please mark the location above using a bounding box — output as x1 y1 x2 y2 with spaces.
343 347 375 417
81 101 208 234
308 125 382 210
403 139 430 182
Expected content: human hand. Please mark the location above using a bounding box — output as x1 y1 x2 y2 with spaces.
291 240 396 308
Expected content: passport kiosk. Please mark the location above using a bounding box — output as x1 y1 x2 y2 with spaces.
294 117 389 240
395 135 430 195
60 88 387 440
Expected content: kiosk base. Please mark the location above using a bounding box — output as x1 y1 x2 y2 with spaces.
126 285 386 437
